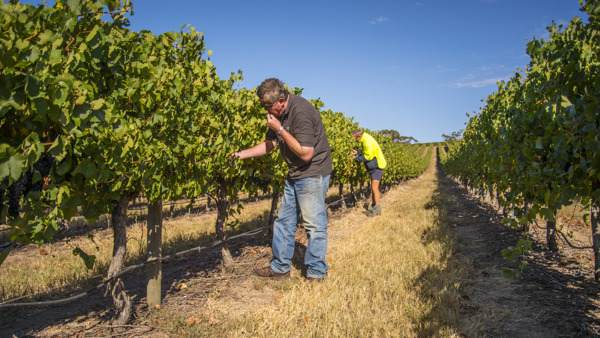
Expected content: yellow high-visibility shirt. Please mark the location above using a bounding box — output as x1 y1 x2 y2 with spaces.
360 133 387 169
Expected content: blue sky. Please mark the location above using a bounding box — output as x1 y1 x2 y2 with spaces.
18 0 587 143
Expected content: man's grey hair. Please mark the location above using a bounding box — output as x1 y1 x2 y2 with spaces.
257 78 289 104
352 130 363 137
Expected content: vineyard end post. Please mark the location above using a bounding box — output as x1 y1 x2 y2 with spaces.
147 200 163 308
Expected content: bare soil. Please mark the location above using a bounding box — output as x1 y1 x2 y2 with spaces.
0 158 599 337
441 166 600 337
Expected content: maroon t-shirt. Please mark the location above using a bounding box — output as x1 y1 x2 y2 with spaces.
266 94 332 180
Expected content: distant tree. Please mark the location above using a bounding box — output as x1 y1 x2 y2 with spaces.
441 129 464 142
380 129 400 141
399 136 418 144
380 129 418 144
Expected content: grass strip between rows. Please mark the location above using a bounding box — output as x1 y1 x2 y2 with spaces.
182 163 468 337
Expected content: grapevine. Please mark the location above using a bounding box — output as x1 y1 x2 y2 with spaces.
0 0 430 318
442 0 600 281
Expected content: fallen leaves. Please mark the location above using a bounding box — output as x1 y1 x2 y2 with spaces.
187 317 200 325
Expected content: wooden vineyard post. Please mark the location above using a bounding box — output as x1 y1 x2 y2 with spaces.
147 199 163 308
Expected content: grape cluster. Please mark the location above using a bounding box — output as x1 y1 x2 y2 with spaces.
33 153 54 189
1 154 55 218
6 177 25 217
250 176 271 194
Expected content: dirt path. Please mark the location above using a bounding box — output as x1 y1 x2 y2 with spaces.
1 153 599 337
437 160 600 337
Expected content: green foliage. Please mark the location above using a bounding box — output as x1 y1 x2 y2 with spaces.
501 239 531 278
317 102 362 186
0 0 229 249
1 0 138 248
0 0 425 270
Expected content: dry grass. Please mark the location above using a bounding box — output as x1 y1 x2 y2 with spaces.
181 164 467 337
0 187 345 303
0 196 273 302
1 162 469 336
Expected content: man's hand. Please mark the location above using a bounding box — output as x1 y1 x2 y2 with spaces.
266 113 281 131
227 151 240 166
351 149 357 155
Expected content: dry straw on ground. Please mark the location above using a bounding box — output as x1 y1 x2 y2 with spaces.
224 161 464 337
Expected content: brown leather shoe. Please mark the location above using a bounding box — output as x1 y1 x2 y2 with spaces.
305 276 325 283
254 266 290 280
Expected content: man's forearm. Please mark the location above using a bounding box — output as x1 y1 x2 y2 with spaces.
279 128 314 162
235 140 275 159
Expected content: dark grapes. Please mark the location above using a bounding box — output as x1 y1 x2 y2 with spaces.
249 176 271 194
5 153 55 218
30 153 54 192
7 176 25 217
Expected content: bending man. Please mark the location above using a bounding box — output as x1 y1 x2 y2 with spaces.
351 129 386 217
230 78 332 281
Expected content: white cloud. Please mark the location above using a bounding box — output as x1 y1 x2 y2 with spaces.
369 16 389 25
452 77 507 88
449 63 518 88
475 64 511 76
436 65 459 72
476 64 504 72
414 2 424 6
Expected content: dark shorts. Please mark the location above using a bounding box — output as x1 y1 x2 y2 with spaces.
369 168 384 181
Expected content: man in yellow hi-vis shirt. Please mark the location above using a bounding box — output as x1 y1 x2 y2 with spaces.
351 130 386 217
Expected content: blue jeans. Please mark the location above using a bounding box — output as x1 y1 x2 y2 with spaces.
270 174 330 279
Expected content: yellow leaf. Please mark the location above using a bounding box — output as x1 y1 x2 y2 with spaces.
187 317 200 325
